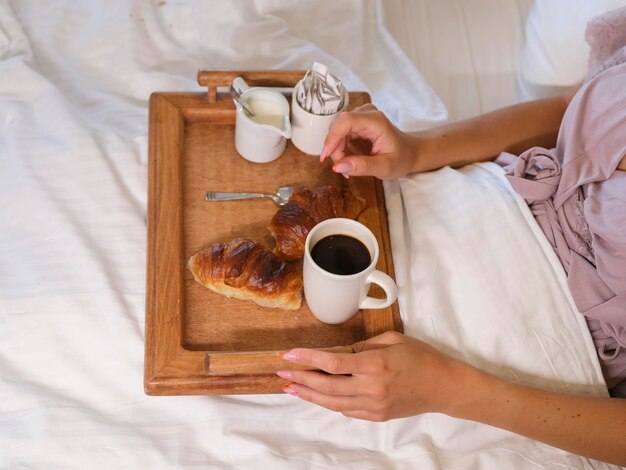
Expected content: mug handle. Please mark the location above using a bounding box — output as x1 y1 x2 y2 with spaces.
359 270 398 310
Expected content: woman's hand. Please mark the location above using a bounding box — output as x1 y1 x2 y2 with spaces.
277 331 474 421
321 104 420 180
322 95 575 178
278 332 626 466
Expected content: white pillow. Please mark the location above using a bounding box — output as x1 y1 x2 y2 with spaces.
519 0 626 99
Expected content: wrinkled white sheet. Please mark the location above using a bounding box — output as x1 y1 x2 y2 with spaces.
385 164 606 393
0 1 616 469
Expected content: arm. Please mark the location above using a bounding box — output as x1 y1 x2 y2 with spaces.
461 369 626 466
410 96 569 173
278 332 626 467
322 95 571 179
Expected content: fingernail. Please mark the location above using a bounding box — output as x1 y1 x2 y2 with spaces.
282 386 299 396
276 370 293 380
283 351 298 361
321 145 330 159
333 162 352 174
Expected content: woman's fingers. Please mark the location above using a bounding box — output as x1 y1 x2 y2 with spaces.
278 357 394 419
352 331 406 352
282 382 374 413
283 348 369 375
318 105 410 179
352 103 378 112
282 333 406 376
277 370 357 396
331 153 395 179
321 110 386 162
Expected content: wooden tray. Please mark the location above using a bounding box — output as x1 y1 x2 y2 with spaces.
145 70 402 395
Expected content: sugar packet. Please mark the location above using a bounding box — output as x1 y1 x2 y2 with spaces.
296 62 346 116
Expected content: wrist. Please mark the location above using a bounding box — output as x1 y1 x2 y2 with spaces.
406 131 439 174
443 362 509 421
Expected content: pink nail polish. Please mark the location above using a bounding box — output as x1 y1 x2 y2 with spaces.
321 145 330 158
282 386 299 396
333 162 352 174
283 351 298 361
276 370 293 380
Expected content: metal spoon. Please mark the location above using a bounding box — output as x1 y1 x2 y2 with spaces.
229 83 255 117
205 185 295 206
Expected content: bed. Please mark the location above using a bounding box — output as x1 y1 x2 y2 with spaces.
1 0 622 468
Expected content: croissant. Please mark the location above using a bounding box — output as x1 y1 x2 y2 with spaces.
268 186 366 261
187 238 303 310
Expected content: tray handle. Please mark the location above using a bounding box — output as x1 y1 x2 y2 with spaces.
197 70 305 103
205 345 355 376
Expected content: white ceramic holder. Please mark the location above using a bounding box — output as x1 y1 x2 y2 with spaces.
290 79 349 156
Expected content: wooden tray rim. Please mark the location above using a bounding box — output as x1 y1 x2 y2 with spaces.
145 72 402 396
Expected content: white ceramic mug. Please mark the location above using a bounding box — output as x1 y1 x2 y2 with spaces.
234 77 292 163
303 218 398 324
290 79 349 156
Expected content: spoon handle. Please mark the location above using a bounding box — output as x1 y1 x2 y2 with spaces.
229 85 256 117
205 192 272 202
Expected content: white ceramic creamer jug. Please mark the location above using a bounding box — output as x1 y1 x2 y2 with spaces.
233 77 292 163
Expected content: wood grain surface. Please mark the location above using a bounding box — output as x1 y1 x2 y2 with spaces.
144 71 402 395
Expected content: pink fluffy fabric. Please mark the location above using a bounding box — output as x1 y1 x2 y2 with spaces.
586 6 626 80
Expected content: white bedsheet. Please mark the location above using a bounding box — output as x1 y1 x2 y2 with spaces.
0 1 617 469
385 164 605 393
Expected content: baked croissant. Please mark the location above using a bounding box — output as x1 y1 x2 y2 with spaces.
187 238 303 310
268 186 366 261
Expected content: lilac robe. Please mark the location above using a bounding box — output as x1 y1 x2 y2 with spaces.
497 7 626 396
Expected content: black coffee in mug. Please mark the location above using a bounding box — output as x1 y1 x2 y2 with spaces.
311 234 371 276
